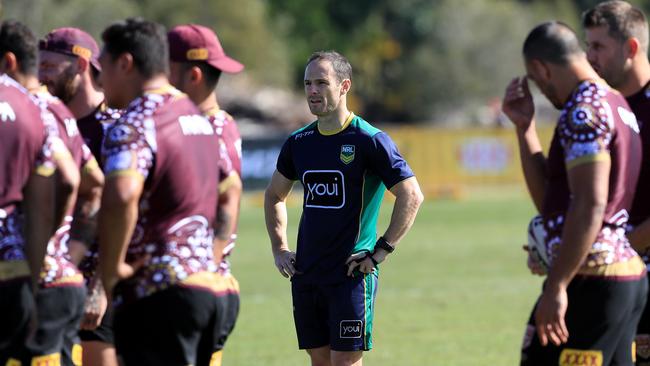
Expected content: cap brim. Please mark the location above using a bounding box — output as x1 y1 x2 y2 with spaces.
207 56 244 74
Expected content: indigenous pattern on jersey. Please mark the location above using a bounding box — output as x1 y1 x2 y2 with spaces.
77 102 121 168
102 86 224 305
543 80 644 279
33 89 93 287
0 75 59 282
276 113 414 284
205 105 241 275
625 81 650 265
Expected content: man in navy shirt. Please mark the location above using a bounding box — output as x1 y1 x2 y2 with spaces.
264 50 423 366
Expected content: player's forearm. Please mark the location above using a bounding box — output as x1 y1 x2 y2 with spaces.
516 123 546 213
264 189 290 254
546 197 605 291
53 157 81 233
98 194 138 292
383 177 424 246
70 172 103 246
24 175 56 287
628 218 650 253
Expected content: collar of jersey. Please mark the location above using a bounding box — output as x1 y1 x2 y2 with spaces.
203 103 222 116
318 112 355 136
144 84 177 96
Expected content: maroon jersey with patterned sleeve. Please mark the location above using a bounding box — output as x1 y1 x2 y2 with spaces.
0 75 59 283
205 106 241 273
625 82 650 230
543 80 644 279
103 86 222 305
34 89 97 288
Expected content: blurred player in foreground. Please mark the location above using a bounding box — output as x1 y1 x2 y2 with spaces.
503 21 647 365
583 2 650 363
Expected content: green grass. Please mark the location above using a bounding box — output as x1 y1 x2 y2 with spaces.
225 189 544 365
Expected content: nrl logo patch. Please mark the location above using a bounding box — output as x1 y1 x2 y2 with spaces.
340 145 355 164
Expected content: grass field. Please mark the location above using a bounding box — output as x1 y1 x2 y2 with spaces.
224 188 544 365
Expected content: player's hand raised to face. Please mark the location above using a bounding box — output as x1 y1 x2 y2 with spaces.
502 77 535 131
274 249 299 278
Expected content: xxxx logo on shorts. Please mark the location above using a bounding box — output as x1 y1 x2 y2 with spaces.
340 145 355 164
637 334 650 360
559 349 603 366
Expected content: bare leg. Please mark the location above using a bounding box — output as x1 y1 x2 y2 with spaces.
307 345 332 366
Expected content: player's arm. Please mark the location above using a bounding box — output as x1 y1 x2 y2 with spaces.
372 176 423 263
53 147 81 234
264 170 297 278
213 172 242 264
535 159 610 347
23 172 56 288
98 173 143 295
69 158 104 264
502 77 546 212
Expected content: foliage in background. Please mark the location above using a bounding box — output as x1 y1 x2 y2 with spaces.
3 0 650 125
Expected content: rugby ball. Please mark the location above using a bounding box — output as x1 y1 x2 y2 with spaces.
527 215 549 270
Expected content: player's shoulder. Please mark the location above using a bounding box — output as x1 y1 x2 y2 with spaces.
561 80 616 133
349 114 383 138
287 120 319 142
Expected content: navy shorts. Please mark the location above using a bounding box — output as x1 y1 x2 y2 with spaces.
634 272 650 366
3 285 86 366
291 271 378 352
113 274 239 366
520 274 648 366
0 278 33 361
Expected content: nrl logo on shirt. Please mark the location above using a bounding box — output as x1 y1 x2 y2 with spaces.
340 145 355 164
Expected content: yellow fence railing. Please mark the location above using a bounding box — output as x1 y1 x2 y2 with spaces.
384 126 555 198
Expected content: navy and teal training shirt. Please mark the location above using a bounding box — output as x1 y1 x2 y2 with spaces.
276 113 414 284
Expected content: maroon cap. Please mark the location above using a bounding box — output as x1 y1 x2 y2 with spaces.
168 24 244 74
39 27 101 72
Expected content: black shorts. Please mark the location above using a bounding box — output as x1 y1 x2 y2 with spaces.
0 278 33 358
78 304 114 344
113 279 239 366
634 272 650 366
292 271 379 352
3 285 86 366
521 275 648 366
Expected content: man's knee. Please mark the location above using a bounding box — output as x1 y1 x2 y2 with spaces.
330 350 363 366
307 346 331 366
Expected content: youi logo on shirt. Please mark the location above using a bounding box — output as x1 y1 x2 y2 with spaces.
302 170 345 209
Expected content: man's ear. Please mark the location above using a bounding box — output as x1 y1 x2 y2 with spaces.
626 37 640 59
189 65 203 85
340 78 351 96
117 52 134 74
76 56 89 74
0 52 18 74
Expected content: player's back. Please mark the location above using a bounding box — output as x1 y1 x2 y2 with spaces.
544 79 643 277
0 74 48 216
625 82 650 227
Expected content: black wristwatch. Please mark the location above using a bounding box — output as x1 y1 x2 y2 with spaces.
375 236 395 253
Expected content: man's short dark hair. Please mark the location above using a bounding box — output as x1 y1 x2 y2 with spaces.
523 21 584 65
306 50 352 82
101 18 168 78
0 20 38 76
182 61 222 90
583 0 649 54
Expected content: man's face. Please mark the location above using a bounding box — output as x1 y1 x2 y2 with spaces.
98 49 128 109
525 60 564 109
304 60 346 117
38 50 80 104
585 25 628 88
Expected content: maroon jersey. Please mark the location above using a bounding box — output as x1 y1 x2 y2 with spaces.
103 85 224 304
543 80 644 278
34 89 97 288
76 101 121 168
0 75 59 283
626 82 650 229
205 106 241 274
